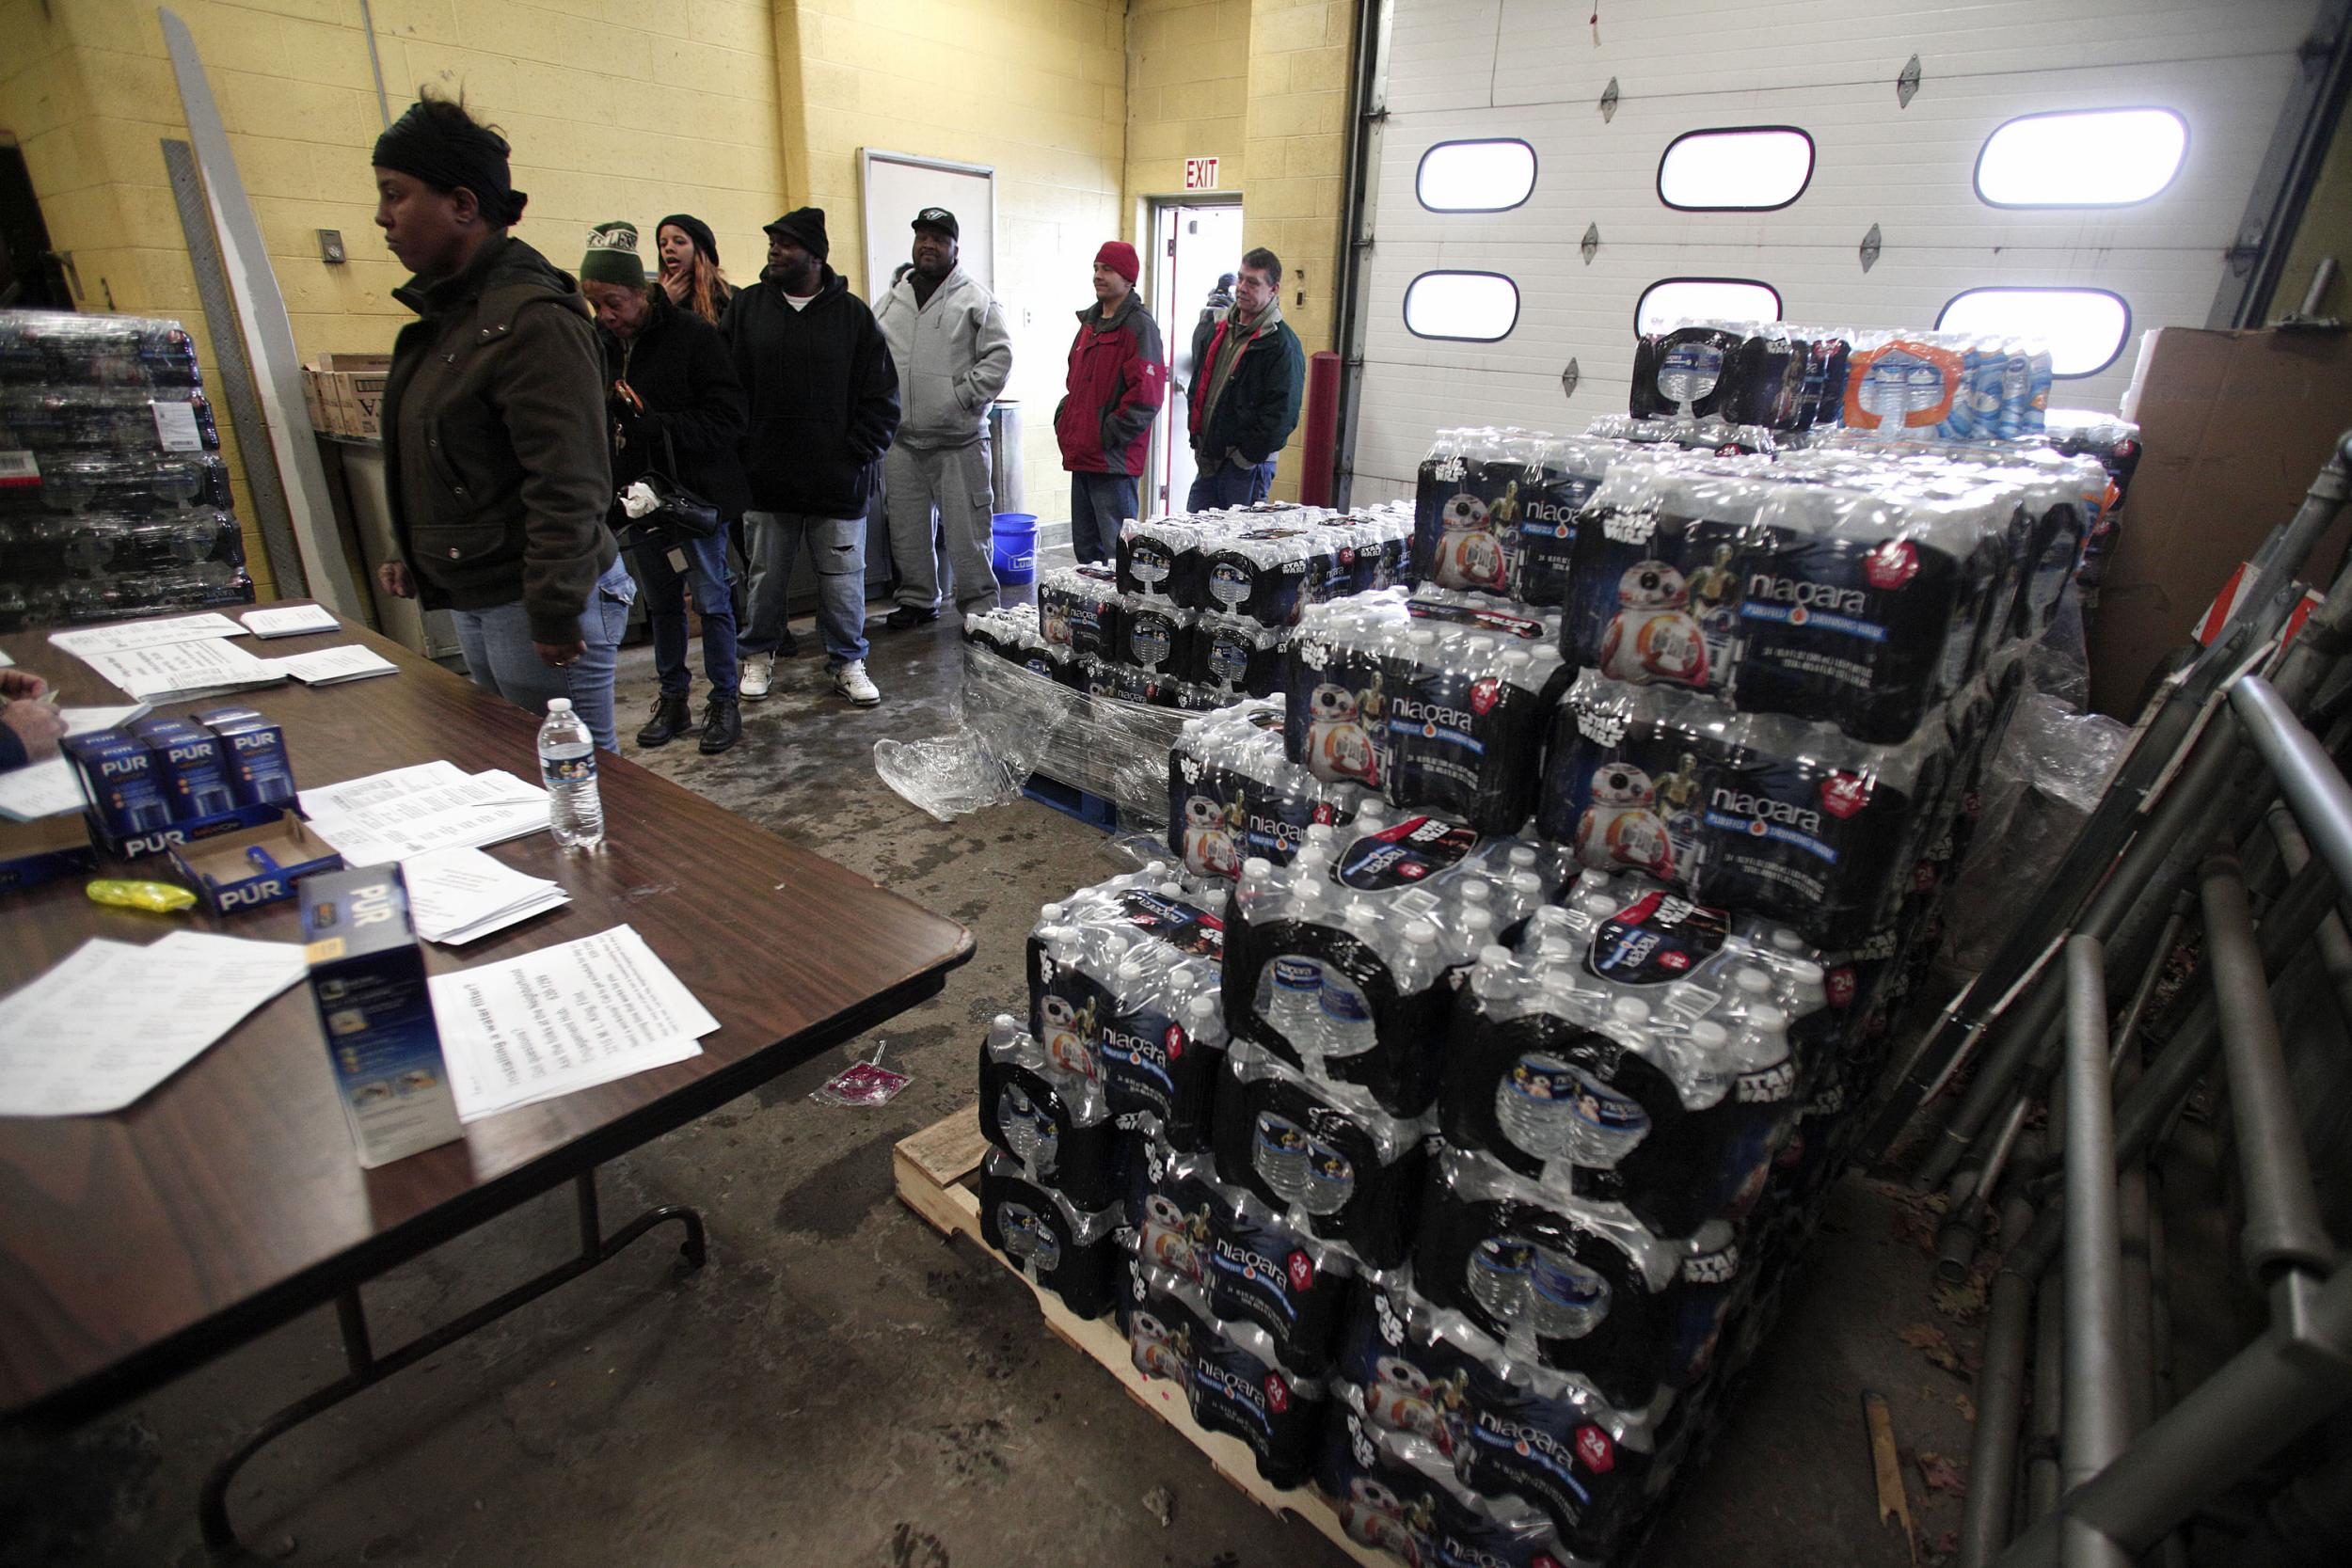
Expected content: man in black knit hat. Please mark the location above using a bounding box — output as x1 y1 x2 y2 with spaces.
722 207 899 707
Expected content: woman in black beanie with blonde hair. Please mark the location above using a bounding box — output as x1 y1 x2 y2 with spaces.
367 89 633 752
656 214 733 326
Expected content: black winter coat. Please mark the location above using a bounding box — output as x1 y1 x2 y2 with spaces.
600 291 752 519
721 267 900 517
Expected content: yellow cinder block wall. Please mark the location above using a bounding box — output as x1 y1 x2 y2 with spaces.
0 0 1358 574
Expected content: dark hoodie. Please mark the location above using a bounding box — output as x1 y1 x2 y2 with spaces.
382 234 617 642
720 264 900 518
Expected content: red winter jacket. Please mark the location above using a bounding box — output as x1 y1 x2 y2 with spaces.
1055 291 1167 477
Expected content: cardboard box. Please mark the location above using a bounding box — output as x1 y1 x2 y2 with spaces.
0 816 99 896
170 812 344 915
192 705 298 808
2090 327 2352 718
301 864 463 1168
61 728 173 839
310 353 392 439
132 716 238 819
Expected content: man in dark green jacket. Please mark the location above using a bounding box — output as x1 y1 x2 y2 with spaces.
368 95 628 749
1187 246 1305 511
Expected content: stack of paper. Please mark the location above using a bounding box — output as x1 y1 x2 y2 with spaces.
242 604 341 639
299 760 550 865
49 612 244 657
70 637 287 703
0 931 309 1116
401 845 569 944
275 645 399 686
429 925 717 1121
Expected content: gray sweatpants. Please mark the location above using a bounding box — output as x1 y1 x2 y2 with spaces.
885 438 999 616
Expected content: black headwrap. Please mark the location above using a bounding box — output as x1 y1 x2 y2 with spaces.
372 100 529 227
657 214 720 268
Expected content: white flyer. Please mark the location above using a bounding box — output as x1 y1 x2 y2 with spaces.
429 925 716 1121
48 612 246 657
0 931 308 1116
276 644 399 686
63 704 151 735
73 637 286 702
241 604 342 639
400 845 568 946
0 757 86 820
300 764 548 866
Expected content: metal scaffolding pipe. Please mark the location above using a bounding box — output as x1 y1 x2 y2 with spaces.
1961 1195 2042 1568
2060 936 2134 1568
1994 1265 2352 1567
2233 675 2352 899
2028 1273 2066 1521
1940 1098 2032 1281
2198 856 2340 1282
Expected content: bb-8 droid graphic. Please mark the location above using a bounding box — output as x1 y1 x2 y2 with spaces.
1599 560 1709 688
1336 1476 1435 1563
1127 1309 1192 1382
1432 492 1509 593
1304 682 1382 789
1180 794 1245 880
1137 1193 1210 1282
1038 994 1099 1081
1574 762 1678 879
1363 1355 1470 1453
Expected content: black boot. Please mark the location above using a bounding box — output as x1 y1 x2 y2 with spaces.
698 696 742 754
636 693 693 747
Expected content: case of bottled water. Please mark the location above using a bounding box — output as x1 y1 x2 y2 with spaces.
1037 563 1120 659
1118 1257 1329 1487
1223 812 1572 1114
1414 429 1642 607
1210 1041 1431 1269
0 310 253 631
979 1015 1124 1214
1168 698 1362 879
1122 1140 1358 1374
1319 1412 1588 1568
1411 1148 1741 1410
1286 589 1568 831
1328 1279 1667 1562
1440 873 1827 1238
1026 866 1230 1149
980 1148 1124 1320
1115 593 1194 675
1184 611 1289 698
1538 668 1955 948
963 603 1084 689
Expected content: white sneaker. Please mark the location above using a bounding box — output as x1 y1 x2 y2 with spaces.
740 652 774 700
832 659 881 706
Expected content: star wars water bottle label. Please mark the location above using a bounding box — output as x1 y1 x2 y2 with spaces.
1212 1069 1426 1269
1125 538 1175 588
1406 597 1550 641
1585 890 1731 986
1289 640 1391 792
981 1157 1118 1319
1175 785 1248 879
1336 816 1481 890
979 1055 1121 1212
1126 605 1184 670
1112 888 1226 958
1655 340 1724 407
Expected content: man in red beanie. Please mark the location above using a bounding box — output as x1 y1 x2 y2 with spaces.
1054 239 1166 564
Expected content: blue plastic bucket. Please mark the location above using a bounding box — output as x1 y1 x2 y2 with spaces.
992 512 1039 585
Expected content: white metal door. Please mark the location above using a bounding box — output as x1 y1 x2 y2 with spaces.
1149 200 1247 514
1347 0 2328 499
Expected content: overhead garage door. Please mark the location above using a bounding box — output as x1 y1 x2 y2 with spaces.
1343 0 2328 500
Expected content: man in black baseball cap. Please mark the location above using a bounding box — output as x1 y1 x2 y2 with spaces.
875 203 1013 627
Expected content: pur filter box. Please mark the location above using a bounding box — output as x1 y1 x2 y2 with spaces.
300 865 462 1168
61 728 174 838
192 705 296 806
131 716 236 819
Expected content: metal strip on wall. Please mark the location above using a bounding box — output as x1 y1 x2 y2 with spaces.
161 137 308 599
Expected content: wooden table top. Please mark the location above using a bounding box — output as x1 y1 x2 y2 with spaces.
0 610 973 1422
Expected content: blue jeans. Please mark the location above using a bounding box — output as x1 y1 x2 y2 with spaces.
632 531 739 701
740 508 867 667
450 557 634 752
1186 451 1276 510
1069 471 1137 564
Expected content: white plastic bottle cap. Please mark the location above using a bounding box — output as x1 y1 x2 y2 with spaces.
1478 943 1514 969
1790 959 1826 984
547 698 572 711
1772 929 1805 953
1613 996 1651 1022
1241 858 1273 880
1750 1004 1788 1029
1405 918 1438 945
1690 1021 1729 1049
1736 967 1772 994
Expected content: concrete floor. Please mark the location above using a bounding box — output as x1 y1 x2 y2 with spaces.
6 591 1983 1568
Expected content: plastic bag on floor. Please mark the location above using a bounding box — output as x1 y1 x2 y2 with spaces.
873 642 1191 824
1944 690 2130 972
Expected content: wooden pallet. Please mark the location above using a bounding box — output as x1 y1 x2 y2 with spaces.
893 1109 1386 1568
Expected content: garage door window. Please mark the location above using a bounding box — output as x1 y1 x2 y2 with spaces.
1636 277 1782 335
1405 272 1519 341
1418 139 1538 213
1658 127 1815 211
1976 109 2188 207
1936 287 2132 376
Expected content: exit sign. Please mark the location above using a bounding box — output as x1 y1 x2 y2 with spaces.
1185 157 1220 191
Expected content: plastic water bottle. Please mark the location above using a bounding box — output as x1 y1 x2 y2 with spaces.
537 698 603 849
